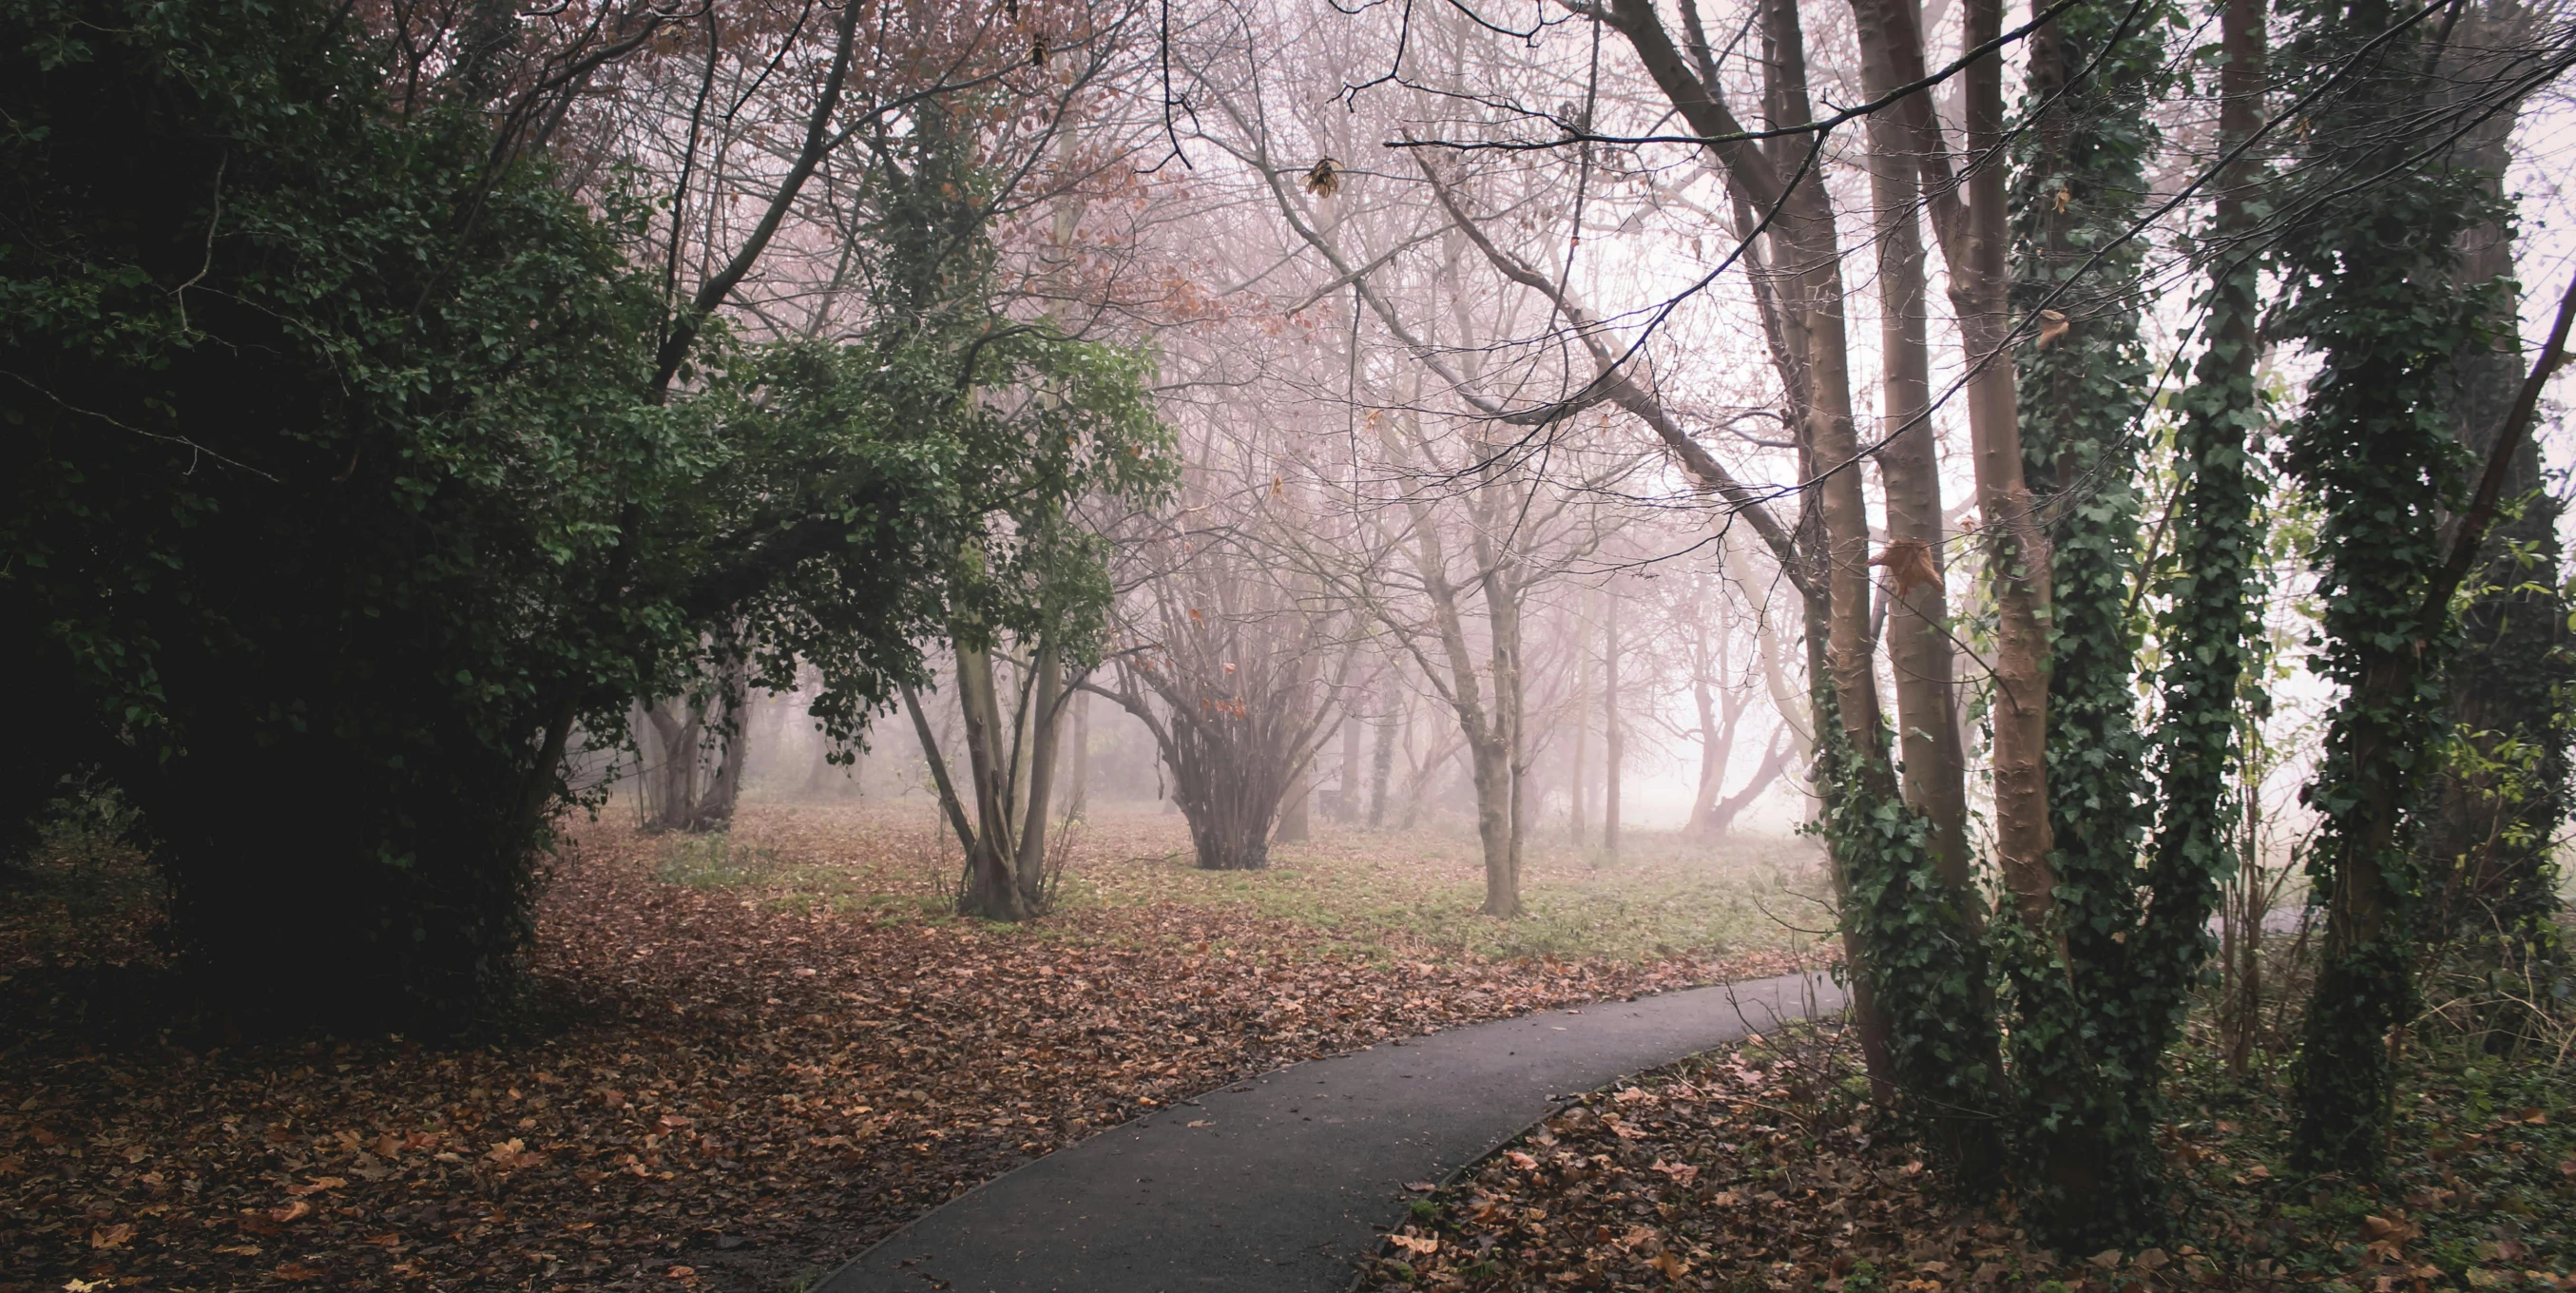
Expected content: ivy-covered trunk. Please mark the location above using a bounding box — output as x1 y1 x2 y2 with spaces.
2008 0 2167 1240
2415 0 2573 962
2138 0 2268 1155
2276 0 2500 1177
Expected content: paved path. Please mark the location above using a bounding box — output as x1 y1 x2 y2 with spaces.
817 971 1844 1293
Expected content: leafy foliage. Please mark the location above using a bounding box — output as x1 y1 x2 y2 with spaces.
2269 0 2507 1175
1 0 669 1023
0 0 1172 1026
1816 722 2004 1187
2001 0 2176 1239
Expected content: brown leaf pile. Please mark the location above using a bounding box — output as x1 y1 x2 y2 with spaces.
1358 1022 2086 1293
1358 1023 2576 1293
2 817 1806 1293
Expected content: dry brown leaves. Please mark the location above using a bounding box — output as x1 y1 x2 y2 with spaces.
1 816 1804 1293
1356 1023 2576 1293
1362 1025 2175 1293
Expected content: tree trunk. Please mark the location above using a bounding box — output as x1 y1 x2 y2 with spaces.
1686 620 1727 836
1370 700 1396 829
2419 0 2566 948
1350 700 1370 823
1603 590 1623 860
1013 643 1065 904
1570 627 1593 847
1067 687 1089 821
1955 0 2056 934
2144 0 2268 1095
952 644 1031 920
1847 0 1971 893
1484 562 1528 916
1705 731 1793 838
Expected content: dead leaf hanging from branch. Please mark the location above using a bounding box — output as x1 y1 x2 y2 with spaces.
1303 157 1340 198
1870 538 1941 597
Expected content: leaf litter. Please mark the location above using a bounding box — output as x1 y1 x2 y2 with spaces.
1 811 1810 1292
1356 1020 2576 1292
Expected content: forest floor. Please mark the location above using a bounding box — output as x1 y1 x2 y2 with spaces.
1353 995 2576 1293
0 799 1825 1293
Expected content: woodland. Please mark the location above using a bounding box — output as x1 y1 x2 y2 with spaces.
5 0 2576 1286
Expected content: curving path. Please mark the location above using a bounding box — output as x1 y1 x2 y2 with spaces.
817 971 1844 1293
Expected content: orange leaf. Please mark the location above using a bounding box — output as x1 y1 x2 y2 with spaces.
90 1222 135 1250
1869 539 1941 598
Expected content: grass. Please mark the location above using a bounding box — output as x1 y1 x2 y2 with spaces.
1063 811 1829 962
611 797 1833 965
653 832 790 888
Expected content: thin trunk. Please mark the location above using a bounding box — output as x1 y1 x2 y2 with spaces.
1572 616 1594 846
1758 0 1880 765
1707 730 1794 838
1688 627 1724 835
1848 0 1971 895
1338 706 1364 823
952 643 1032 921
1954 0 2056 932
1370 700 1396 829
1602 0 1900 1098
1068 688 1089 820
1603 591 1624 860
1014 643 1064 903
1484 563 1528 916
2146 0 2269 1093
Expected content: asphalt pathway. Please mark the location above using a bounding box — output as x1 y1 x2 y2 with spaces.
817 970 1845 1293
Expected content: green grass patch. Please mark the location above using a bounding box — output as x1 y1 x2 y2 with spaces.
653 832 788 889
636 801 1831 964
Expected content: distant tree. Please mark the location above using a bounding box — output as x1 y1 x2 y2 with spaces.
1093 441 1353 872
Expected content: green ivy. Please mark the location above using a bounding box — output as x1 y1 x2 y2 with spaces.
2004 0 2174 1241
1816 716 2005 1188
2270 0 2505 1176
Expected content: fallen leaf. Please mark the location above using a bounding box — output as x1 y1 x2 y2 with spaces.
88 1224 134 1250
1389 1234 1438 1255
